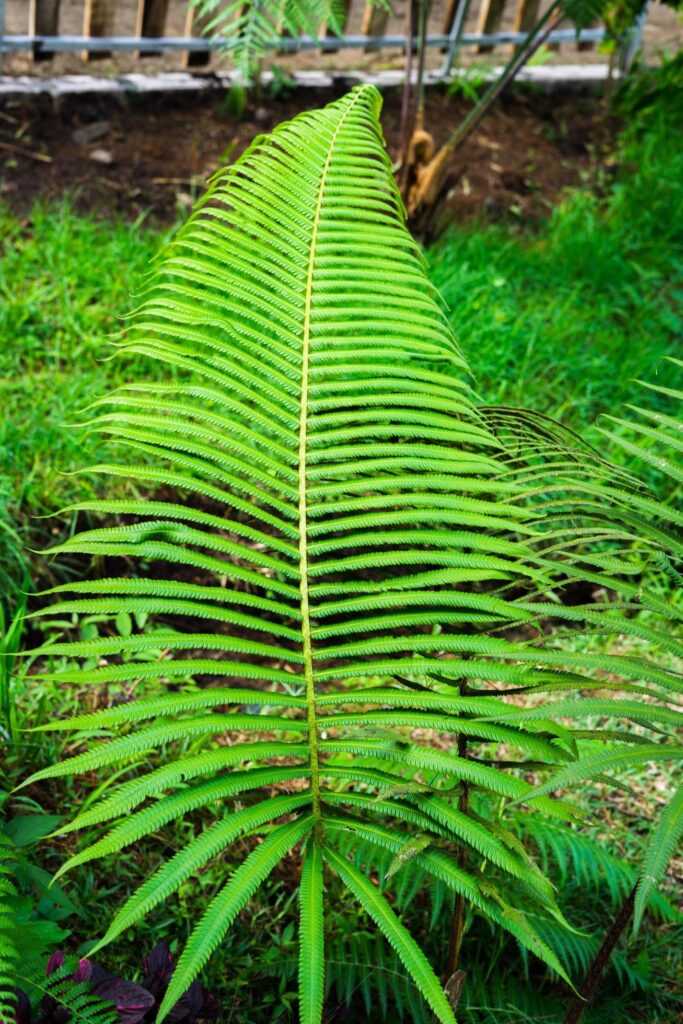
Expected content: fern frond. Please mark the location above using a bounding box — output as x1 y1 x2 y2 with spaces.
190 0 342 83
633 782 683 933
18 958 120 1024
31 688 306 732
54 769 311 871
157 814 315 1021
517 814 678 921
54 749 309 834
479 698 682 733
518 745 683 803
32 86 681 1011
325 818 574 986
324 846 456 1024
0 834 18 1023
78 794 311 919
299 842 325 1024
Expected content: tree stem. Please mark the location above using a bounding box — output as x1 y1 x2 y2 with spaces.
409 0 563 234
415 0 429 132
398 0 417 195
446 1 563 158
564 883 637 1024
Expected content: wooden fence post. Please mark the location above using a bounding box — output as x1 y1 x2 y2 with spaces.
183 5 212 69
29 0 61 62
82 0 116 61
442 0 459 34
135 0 169 57
511 0 540 40
361 4 390 53
577 20 596 51
475 0 506 53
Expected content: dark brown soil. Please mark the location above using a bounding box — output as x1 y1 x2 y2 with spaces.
0 85 615 226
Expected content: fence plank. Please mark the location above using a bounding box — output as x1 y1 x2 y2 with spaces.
136 0 169 57
475 0 506 52
82 0 116 61
276 9 293 56
29 0 61 62
546 2 561 51
361 4 390 52
512 0 540 34
505 0 539 52
442 0 460 34
182 5 212 68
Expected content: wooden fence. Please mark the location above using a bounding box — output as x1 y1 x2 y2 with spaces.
0 0 635 79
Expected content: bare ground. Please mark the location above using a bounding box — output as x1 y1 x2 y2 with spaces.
0 84 615 225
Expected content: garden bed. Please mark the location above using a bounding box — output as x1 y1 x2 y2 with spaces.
0 85 613 225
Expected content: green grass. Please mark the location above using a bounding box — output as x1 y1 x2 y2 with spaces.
0 205 170 590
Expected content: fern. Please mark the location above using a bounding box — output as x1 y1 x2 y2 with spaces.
299 842 325 1024
26 87 682 1020
189 0 344 82
633 782 683 933
492 367 683 929
315 817 678 1019
0 833 18 1024
516 814 679 921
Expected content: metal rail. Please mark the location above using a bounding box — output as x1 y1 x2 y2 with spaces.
0 0 651 82
0 28 606 55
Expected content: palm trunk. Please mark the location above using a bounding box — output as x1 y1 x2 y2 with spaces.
445 2 563 159
399 0 430 200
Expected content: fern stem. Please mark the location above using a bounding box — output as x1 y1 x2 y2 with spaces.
563 883 637 1024
299 92 363 838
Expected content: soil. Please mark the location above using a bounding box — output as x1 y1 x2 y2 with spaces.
0 85 615 226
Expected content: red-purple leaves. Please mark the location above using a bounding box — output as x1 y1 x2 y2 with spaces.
91 982 154 1024
141 942 175 1000
41 953 152 1024
141 943 218 1024
12 944 219 1024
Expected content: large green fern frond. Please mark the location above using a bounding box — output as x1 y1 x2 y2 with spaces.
632 782 683 933
483 367 683 932
27 86 680 1018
